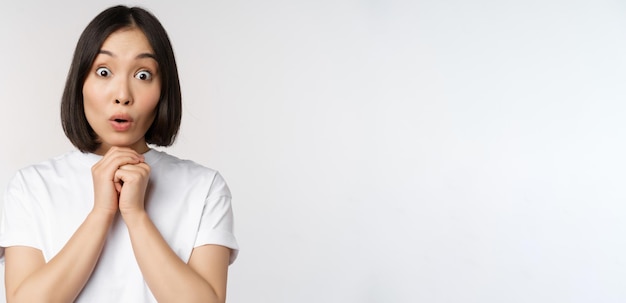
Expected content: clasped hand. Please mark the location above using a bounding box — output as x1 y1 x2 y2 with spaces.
91 147 151 216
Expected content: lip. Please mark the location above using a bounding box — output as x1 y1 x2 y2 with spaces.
109 113 134 132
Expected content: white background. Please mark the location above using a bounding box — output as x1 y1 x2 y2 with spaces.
1 0 626 302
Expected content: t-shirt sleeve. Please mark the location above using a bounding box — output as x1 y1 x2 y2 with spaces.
0 171 43 262
194 172 239 264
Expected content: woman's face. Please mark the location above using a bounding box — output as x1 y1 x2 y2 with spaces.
83 27 161 155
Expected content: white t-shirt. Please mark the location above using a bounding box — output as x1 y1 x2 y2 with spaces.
0 149 238 302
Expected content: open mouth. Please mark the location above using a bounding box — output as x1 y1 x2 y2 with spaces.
110 115 133 131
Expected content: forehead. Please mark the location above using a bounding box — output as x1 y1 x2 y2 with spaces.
100 27 154 54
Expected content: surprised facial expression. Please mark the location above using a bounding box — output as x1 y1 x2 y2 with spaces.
82 27 161 155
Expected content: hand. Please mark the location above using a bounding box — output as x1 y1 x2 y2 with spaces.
115 158 151 216
91 147 145 215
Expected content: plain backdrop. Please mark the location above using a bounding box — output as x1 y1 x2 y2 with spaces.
1 0 626 302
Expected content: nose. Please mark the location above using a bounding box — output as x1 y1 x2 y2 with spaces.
114 78 132 106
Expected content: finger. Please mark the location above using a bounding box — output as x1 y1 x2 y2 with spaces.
105 150 144 165
115 164 150 184
117 162 151 174
114 181 123 193
95 151 145 176
95 151 141 169
104 146 144 160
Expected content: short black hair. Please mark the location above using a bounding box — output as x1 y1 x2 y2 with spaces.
61 5 182 152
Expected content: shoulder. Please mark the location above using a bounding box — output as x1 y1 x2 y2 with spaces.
9 150 86 184
148 150 230 196
3 150 87 200
150 149 217 176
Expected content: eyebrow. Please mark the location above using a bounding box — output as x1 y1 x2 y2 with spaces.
98 49 157 60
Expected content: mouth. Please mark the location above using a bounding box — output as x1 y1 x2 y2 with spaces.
109 114 133 131
110 113 133 122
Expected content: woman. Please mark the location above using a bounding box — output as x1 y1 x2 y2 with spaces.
0 5 238 303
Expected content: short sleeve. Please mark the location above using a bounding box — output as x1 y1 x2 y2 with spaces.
0 171 43 262
194 172 239 264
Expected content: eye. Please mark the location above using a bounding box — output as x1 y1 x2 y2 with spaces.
95 67 111 77
135 70 152 81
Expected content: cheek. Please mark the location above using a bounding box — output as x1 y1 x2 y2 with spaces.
81 77 108 131
137 87 161 126
148 90 161 107
82 80 97 118
82 77 101 107
145 83 161 114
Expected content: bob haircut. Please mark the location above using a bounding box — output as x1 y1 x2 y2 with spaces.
61 5 182 152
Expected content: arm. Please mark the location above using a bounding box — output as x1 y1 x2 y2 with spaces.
123 212 231 303
114 163 230 303
4 147 144 303
4 211 114 303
